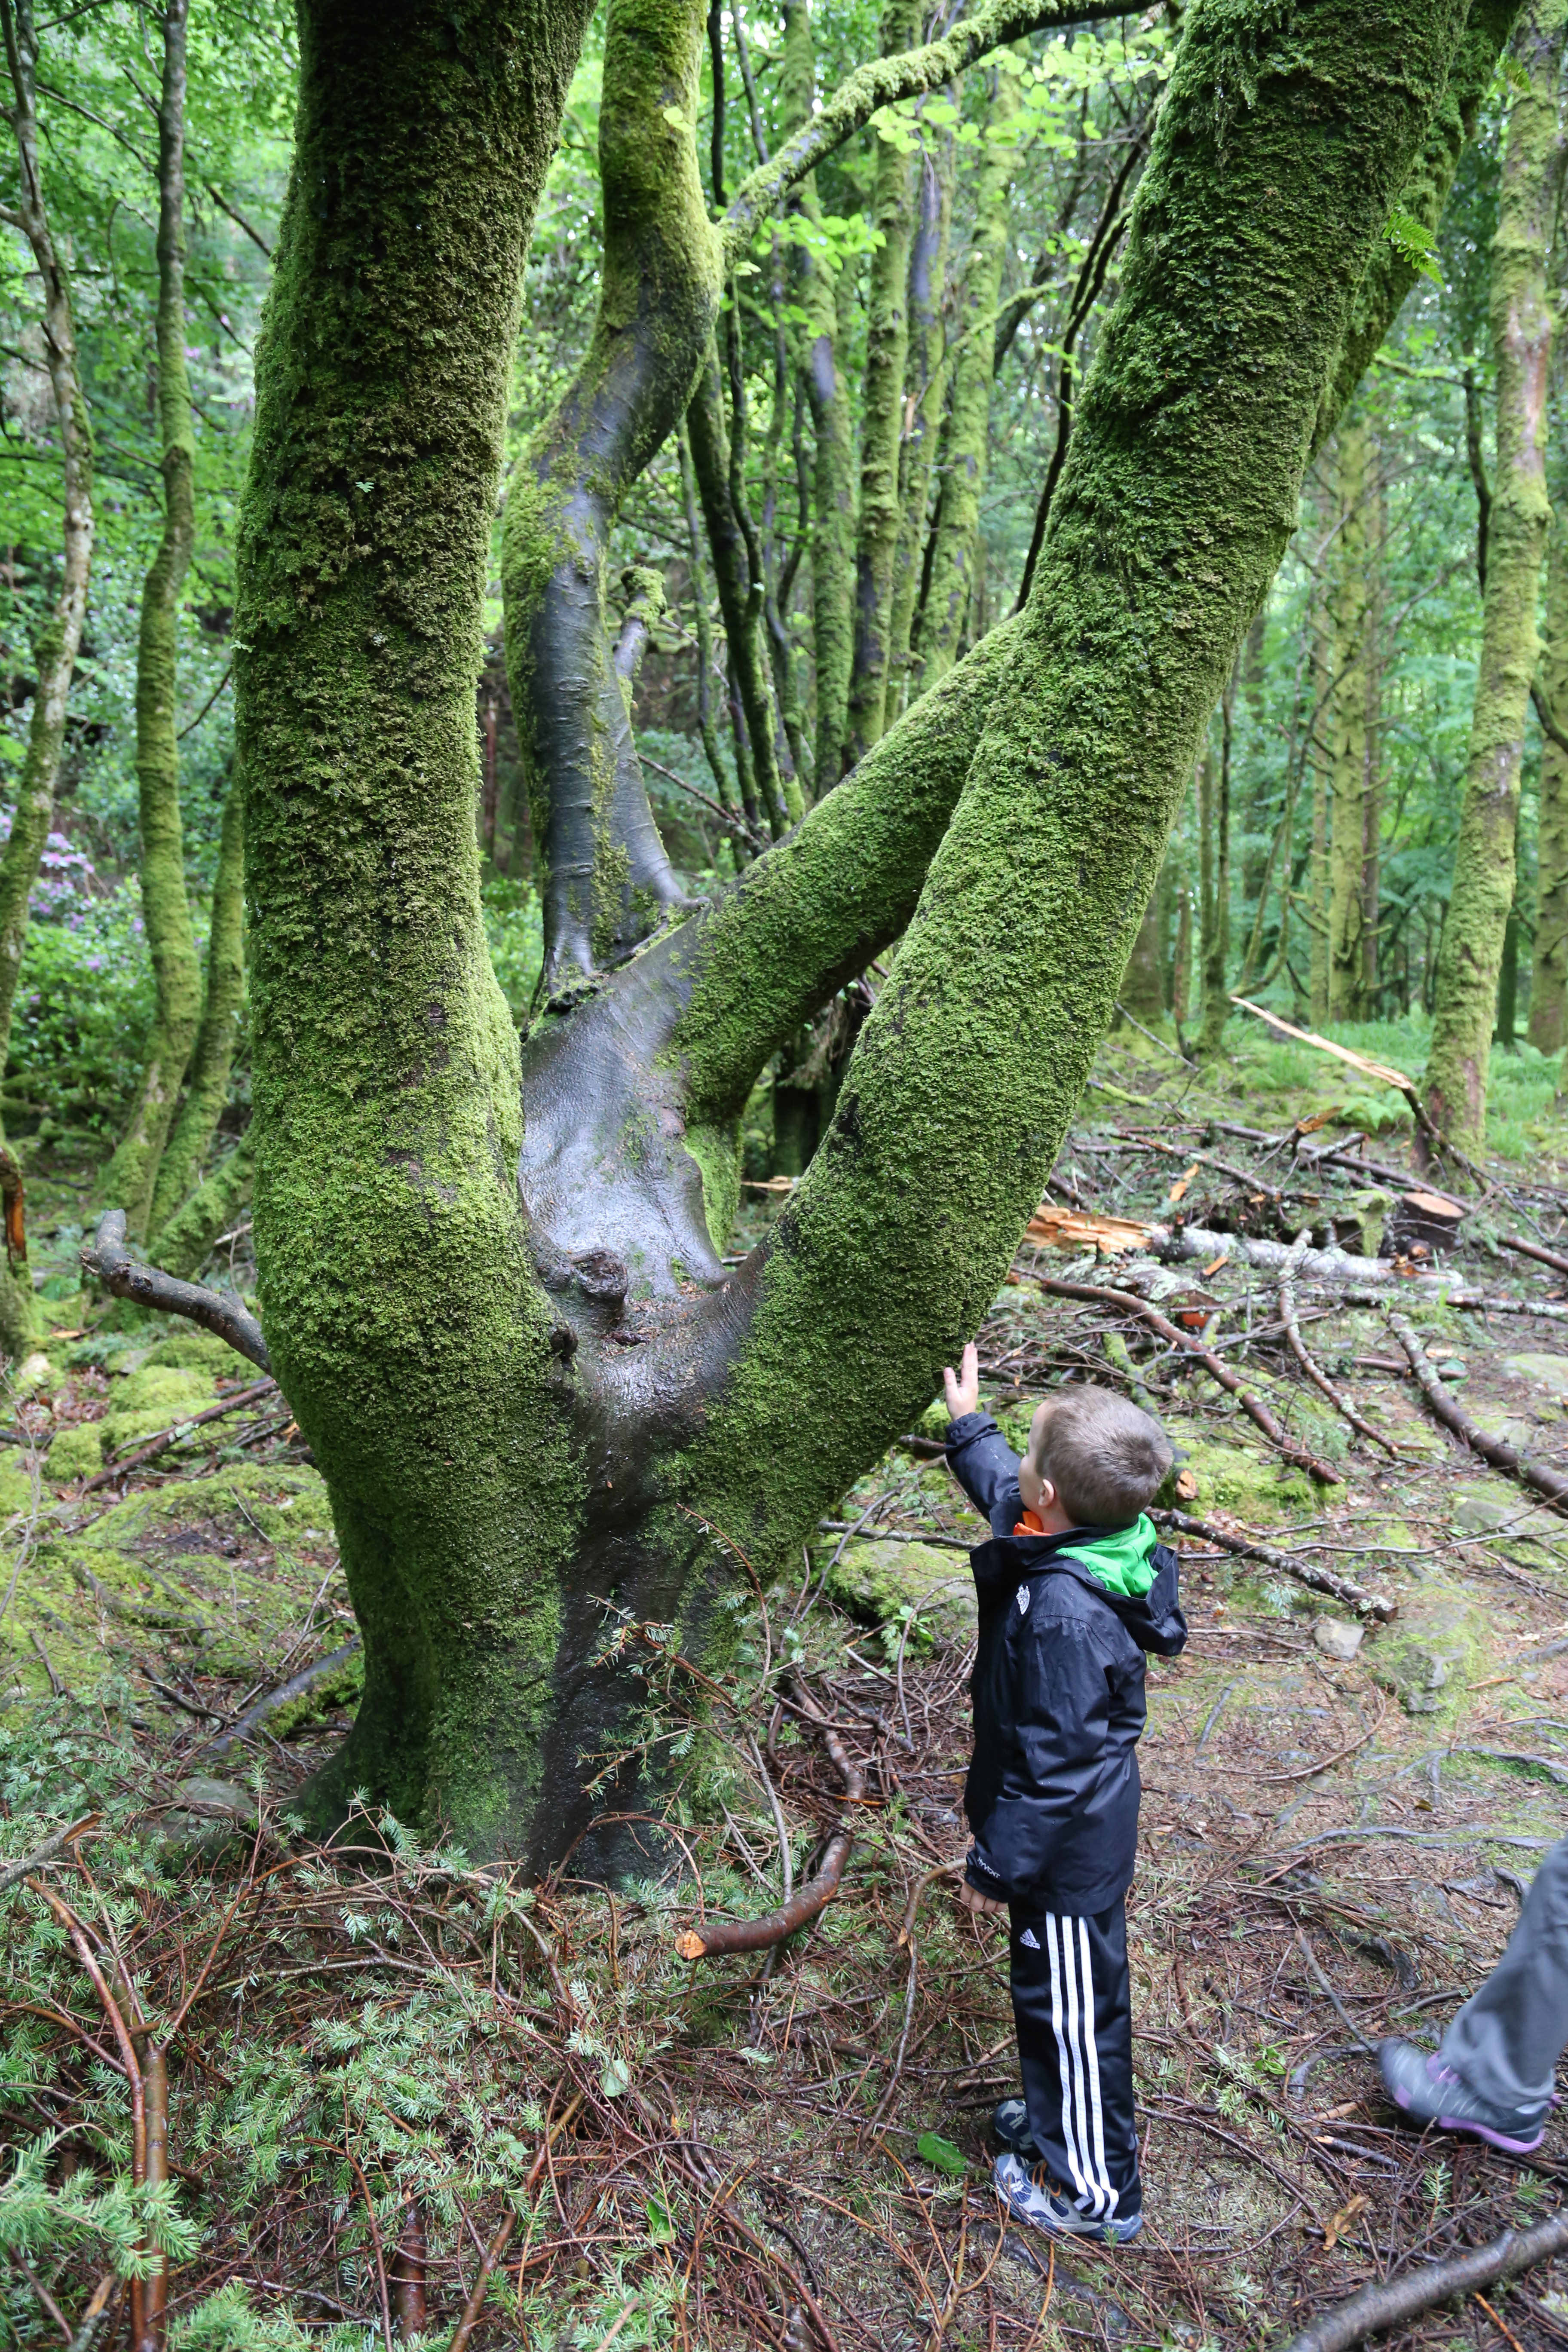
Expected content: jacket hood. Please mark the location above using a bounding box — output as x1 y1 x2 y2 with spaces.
972 1519 1188 1657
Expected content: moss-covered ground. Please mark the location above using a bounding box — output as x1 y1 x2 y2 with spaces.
10 1019 1568 2346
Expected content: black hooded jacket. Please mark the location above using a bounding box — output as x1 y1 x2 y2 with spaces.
947 1411 1187 1914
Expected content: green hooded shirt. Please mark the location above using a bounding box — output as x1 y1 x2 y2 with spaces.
1060 1513 1161 1599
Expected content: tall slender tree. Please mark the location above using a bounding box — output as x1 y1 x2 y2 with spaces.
1424 0 1566 1152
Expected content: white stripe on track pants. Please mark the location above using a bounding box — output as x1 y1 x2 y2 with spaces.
1008 1896 1140 2220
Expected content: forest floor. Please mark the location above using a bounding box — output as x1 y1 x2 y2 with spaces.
9 1019 1568 2350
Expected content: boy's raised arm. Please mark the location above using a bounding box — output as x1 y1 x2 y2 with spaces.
942 1338 1023 1529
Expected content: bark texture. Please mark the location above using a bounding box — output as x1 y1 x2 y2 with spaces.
1531 512 1568 1052
1425 0 1565 1153
1326 411 1371 1020
149 771 245 1241
501 0 717 997
913 64 1017 693
98 0 201 1240
843 0 921 761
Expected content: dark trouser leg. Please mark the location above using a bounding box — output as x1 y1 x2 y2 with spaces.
1009 1896 1141 2222
1440 1834 1568 2114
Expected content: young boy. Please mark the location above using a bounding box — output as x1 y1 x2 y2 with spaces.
941 1342 1186 2244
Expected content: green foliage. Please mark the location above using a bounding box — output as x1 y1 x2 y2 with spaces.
6 884 155 1136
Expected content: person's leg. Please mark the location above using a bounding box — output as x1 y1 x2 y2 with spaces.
1008 1899 1141 2223
1442 1838 1568 2108
1381 1836 1568 2151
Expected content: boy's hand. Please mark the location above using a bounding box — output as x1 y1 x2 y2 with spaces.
956 1877 1008 1920
943 1341 980 1421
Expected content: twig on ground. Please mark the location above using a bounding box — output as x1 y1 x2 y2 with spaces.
1038 1274 1341 1483
447 2210 517 2352
1278 2211 1568 2352
202 1639 361 1759
0 1811 97 1896
676 1676 865 1958
1278 1229 1401 1456
1387 1313 1568 1513
1295 1927 1377 2054
82 1377 279 1491
1155 1510 1395 1620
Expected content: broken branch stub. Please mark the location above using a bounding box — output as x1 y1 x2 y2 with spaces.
82 1209 270 1373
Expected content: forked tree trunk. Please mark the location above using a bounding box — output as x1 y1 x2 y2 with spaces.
235 0 1481 1868
1530 514 1568 1053
98 0 202 1240
0 0 94 1355
1424 0 1565 1152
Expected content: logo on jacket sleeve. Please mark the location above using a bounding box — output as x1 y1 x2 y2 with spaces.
1016 1584 1030 1614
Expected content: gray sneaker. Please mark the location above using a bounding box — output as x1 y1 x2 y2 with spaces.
992 2098 1033 2154
994 2151 1143 2243
1378 2039 1547 2155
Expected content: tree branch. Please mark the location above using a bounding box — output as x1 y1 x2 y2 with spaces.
720 0 1146 261
202 178 270 254
81 1209 270 1372
1281 2213 1568 2352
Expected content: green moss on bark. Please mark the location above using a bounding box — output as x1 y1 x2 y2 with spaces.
151 1131 253 1282
913 62 1017 693
149 769 245 1239
235 0 596 1854
1531 514 1568 1052
1424 0 1565 1154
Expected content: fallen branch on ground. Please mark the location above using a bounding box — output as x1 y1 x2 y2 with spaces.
447 2210 517 2352
1155 1510 1396 1620
1497 1232 1568 1279
1038 1274 1341 1484
0 1810 98 1897
675 1676 864 1958
1279 2211 1568 2352
83 1210 270 1373
1387 1314 1568 1514
202 1639 361 1759
82 1377 279 1491
1278 1230 1401 1457
1229 995 1486 1185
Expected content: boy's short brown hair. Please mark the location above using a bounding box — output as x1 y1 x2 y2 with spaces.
1024 1383 1172 1528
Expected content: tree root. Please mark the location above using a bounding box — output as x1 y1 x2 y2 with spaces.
675 1677 864 1958
1387 1313 1568 1513
1278 1230 1402 1457
1280 2212 1568 2352
1038 1274 1342 1484
82 1210 270 1373
1155 1509 1396 1621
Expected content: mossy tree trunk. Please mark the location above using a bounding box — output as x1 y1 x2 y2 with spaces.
843 0 921 762
98 0 202 1240
148 769 245 1242
1326 409 1370 1021
0 0 95 1355
1530 513 1568 1051
236 0 1480 1868
886 125 954 719
1424 0 1565 1153
1197 680 1234 1058
913 63 1018 695
499 0 716 1000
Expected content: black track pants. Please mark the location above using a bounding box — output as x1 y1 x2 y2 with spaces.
1008 1896 1141 2223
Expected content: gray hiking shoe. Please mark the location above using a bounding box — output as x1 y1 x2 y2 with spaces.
994 2151 1143 2244
1378 2038 1547 2155
992 2098 1033 2154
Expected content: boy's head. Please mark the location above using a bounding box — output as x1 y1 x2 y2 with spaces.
1018 1383 1172 1530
